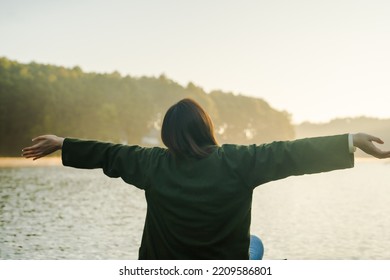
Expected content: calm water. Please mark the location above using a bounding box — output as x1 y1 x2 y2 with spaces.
1 162 390 259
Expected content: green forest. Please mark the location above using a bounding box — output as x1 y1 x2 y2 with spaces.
0 57 294 156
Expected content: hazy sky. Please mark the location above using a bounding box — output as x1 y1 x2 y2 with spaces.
1 0 389 123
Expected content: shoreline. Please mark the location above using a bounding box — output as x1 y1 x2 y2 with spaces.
0 157 62 167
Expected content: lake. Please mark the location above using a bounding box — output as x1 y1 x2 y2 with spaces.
1 160 390 259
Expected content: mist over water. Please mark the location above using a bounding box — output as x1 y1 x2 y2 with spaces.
1 162 390 259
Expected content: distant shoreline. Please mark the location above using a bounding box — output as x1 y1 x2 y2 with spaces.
0 157 62 167
0 156 388 168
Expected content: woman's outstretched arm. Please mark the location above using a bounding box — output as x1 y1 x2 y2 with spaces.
22 135 156 189
22 135 64 160
22 133 390 160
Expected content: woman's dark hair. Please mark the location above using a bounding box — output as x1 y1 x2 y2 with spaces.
161 98 218 158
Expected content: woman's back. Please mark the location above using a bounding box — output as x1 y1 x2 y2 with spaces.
139 145 253 259
60 133 354 259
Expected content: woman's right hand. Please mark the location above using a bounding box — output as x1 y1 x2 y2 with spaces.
352 133 390 159
22 135 65 160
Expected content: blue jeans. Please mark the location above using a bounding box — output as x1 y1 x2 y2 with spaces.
249 235 264 260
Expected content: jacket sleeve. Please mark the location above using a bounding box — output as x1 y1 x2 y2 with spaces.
61 138 160 189
234 134 355 188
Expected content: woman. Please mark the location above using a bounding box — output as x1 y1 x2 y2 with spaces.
22 98 390 259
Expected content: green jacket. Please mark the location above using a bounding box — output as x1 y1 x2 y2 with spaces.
62 134 354 259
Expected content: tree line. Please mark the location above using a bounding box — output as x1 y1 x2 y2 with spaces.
0 57 294 156
296 117 390 157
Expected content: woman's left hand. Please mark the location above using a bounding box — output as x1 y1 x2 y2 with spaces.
22 135 64 160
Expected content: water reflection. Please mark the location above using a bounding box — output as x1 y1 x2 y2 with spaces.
0 167 146 259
